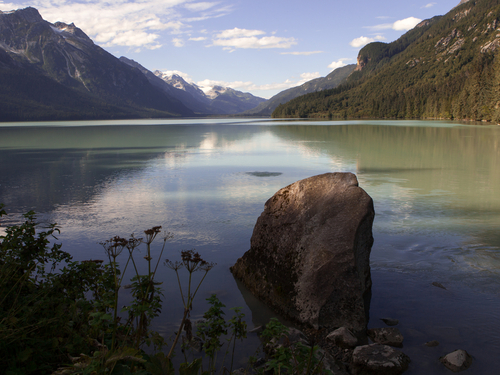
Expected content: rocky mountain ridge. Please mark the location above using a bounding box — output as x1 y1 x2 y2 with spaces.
0 7 265 120
152 70 266 114
0 7 194 120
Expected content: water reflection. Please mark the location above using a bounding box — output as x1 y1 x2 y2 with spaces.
269 123 500 279
2 121 500 272
1 120 500 374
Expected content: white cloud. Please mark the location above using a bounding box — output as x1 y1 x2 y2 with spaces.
184 2 217 12
367 16 423 32
102 30 161 48
297 72 321 85
212 27 296 50
1 0 232 49
280 51 323 56
215 28 265 39
423 3 436 8
189 36 207 41
350 35 386 48
172 37 184 47
393 17 422 31
328 58 351 70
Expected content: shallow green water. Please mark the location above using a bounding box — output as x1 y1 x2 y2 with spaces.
1 118 499 373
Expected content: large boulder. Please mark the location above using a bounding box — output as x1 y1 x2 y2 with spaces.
230 172 374 334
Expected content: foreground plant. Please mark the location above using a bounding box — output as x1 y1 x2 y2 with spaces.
195 295 248 374
165 249 216 359
1 205 331 375
0 205 107 374
259 318 332 375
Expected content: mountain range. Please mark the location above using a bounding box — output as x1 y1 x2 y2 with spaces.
272 0 500 122
0 7 265 121
2 1 496 122
120 57 266 115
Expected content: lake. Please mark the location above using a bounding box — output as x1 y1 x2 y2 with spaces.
1 118 499 373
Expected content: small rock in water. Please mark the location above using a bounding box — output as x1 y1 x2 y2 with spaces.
352 344 410 375
368 327 404 348
381 318 399 326
245 171 282 177
440 349 473 372
432 281 447 290
425 340 440 347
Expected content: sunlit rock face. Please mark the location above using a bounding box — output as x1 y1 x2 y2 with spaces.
231 172 374 334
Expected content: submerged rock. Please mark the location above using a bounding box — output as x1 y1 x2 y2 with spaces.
432 281 447 290
231 172 374 334
440 349 473 372
425 340 439 347
380 318 399 326
368 327 404 348
352 344 410 375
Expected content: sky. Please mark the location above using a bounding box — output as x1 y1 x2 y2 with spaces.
0 0 462 98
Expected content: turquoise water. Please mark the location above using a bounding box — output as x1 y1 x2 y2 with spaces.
1 119 499 373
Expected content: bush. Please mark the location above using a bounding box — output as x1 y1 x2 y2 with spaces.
0 204 108 374
0 205 333 374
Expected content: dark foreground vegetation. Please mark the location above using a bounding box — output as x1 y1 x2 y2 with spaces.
0 204 332 375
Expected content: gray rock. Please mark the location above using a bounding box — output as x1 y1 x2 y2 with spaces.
315 347 350 375
440 349 473 372
367 327 404 348
380 318 399 326
352 344 410 375
327 327 358 349
231 173 374 334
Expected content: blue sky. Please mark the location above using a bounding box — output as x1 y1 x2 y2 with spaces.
1 0 461 98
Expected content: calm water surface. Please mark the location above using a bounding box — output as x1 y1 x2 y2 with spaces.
1 118 499 373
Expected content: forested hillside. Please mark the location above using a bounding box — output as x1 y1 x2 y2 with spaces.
245 64 356 116
272 0 500 122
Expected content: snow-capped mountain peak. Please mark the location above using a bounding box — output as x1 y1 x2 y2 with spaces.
204 85 229 99
153 70 265 114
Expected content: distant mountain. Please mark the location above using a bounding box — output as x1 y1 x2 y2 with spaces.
0 7 193 121
245 64 356 116
119 57 215 114
272 0 500 122
118 58 266 115
153 70 266 114
154 71 209 104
